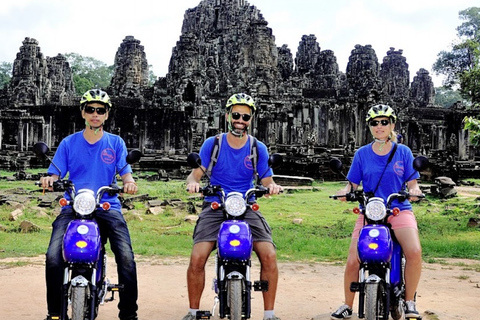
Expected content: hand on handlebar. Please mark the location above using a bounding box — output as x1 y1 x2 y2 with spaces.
407 188 423 202
122 181 138 195
265 183 283 197
333 188 349 202
186 182 201 194
39 176 55 191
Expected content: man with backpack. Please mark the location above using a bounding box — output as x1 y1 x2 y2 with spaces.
184 93 283 320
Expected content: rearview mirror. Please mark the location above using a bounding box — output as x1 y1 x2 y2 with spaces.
268 153 283 169
413 156 429 172
33 142 49 158
329 157 343 174
126 149 142 165
187 153 202 169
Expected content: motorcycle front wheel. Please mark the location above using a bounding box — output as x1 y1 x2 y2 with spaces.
71 286 88 320
227 278 243 320
365 282 386 320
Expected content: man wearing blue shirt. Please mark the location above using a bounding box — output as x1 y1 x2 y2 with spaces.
40 89 139 320
184 93 283 320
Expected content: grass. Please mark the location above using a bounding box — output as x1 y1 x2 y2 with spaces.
0 171 479 268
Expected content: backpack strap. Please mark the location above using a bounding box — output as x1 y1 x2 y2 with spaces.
249 135 258 182
206 133 258 180
206 133 223 177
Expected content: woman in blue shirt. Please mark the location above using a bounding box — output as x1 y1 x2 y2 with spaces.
331 105 423 320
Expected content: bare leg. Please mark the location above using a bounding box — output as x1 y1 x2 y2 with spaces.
253 241 278 310
394 228 422 301
186 242 215 308
343 238 359 308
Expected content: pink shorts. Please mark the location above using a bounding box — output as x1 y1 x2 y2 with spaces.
351 210 418 239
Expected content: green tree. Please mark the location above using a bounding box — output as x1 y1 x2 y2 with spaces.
148 66 157 86
0 61 12 89
434 86 464 107
433 7 480 105
463 116 480 146
65 53 113 94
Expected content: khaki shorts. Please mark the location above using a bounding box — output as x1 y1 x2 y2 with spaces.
352 210 418 239
193 202 274 244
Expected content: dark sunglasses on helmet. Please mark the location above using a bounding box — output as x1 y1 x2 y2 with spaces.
84 106 107 115
369 119 390 127
231 112 252 122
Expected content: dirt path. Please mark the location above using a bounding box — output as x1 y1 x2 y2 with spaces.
0 256 478 320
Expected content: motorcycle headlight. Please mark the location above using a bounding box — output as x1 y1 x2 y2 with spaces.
365 197 387 221
224 192 246 217
73 189 96 216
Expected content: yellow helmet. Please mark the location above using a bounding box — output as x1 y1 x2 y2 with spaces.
80 89 112 109
225 93 256 113
366 104 396 123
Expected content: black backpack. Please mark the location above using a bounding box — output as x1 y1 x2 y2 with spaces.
206 133 258 181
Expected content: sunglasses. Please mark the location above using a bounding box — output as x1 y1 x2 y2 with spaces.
84 106 107 115
369 119 390 127
231 112 252 122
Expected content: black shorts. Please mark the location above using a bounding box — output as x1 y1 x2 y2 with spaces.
193 202 274 244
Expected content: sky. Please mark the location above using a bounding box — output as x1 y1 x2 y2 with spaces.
1 0 478 87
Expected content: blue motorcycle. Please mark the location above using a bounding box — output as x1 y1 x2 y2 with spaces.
186 152 282 320
33 142 141 320
329 156 428 320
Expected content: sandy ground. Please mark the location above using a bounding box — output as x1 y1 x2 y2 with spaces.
0 255 478 320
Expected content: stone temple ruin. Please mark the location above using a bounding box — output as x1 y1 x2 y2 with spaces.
0 0 478 181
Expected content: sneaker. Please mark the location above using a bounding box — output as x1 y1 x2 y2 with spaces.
265 316 281 320
181 314 196 320
405 300 421 318
331 304 353 319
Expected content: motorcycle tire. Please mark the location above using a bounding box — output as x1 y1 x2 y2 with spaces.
391 300 405 320
71 286 88 320
227 278 243 320
365 282 386 320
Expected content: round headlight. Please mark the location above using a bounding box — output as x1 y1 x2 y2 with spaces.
224 192 246 217
365 197 387 221
73 189 96 216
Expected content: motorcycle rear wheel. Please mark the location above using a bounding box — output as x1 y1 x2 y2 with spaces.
227 278 243 320
365 282 386 320
71 286 88 320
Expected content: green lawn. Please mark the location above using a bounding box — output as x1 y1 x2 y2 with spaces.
0 176 479 267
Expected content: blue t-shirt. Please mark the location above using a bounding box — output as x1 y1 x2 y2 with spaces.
347 142 420 210
199 134 273 202
48 131 131 211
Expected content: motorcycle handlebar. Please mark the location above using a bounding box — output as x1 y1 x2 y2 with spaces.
198 185 224 197
245 186 269 199
387 192 425 205
331 191 425 205
36 181 124 199
35 180 71 192
329 192 359 202
191 184 271 199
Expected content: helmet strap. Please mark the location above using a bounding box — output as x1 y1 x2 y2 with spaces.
227 114 248 138
85 120 103 135
374 137 390 152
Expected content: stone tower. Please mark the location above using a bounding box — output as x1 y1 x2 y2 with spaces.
109 36 150 98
